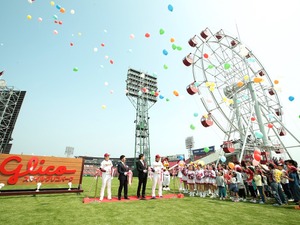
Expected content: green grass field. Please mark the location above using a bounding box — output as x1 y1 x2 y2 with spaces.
0 177 299 225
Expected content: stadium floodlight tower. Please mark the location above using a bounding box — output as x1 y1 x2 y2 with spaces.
0 75 26 154
126 68 158 167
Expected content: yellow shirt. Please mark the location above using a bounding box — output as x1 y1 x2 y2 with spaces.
274 169 282 183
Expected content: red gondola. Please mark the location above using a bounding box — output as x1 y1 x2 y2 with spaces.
275 108 283 116
268 88 275 95
188 35 198 47
278 127 286 136
201 113 213 127
222 141 235 153
182 53 193 67
186 83 198 95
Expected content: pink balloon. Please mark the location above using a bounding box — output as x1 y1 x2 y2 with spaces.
252 159 259 166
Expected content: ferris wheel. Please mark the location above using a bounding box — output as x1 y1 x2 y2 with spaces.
183 28 300 163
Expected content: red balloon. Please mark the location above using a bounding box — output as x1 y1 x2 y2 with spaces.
101 43 105 47
251 117 256 121
267 123 273 128
109 60 114 64
203 53 209 58
145 33 150 38
70 42 74 46
254 153 261 162
254 149 261 155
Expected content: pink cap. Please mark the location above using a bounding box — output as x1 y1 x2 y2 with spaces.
104 153 110 157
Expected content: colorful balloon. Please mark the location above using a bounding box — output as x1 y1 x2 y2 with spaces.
53 30 58 35
170 37 175 43
288 96 295 101
253 77 263 83
162 49 168 55
254 131 263 139
228 162 234 169
145 33 150 38
56 4 61 10
159 28 165 35
129 34 135 39
38 17 43 22
204 147 209 153
220 156 226 163
168 4 174 12
171 44 177 50
254 153 261 162
173 90 179 96
27 15 32 20
267 123 273 128
190 124 196 130
254 149 261 155
163 64 168 69
274 80 279 84
252 159 259 166
50 1 55 6
193 112 198 117
60 8 65 13
73 67 78 72
224 63 231 70
70 9 75 15
203 53 209 59
176 46 182 51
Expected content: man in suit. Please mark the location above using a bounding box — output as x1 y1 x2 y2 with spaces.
136 154 148 200
117 155 130 200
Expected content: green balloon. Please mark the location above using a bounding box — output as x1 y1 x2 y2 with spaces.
163 64 168 69
208 65 214 69
224 63 231 70
73 67 78 72
159 28 165 35
204 147 210 153
176 46 182 51
166 98 170 102
190 124 196 130
171 44 177 50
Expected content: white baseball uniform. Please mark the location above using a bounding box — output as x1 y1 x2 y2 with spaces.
151 160 164 197
99 159 113 200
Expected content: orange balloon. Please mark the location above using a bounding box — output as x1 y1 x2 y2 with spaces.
237 81 244 87
60 8 66 13
253 77 263 83
274 80 279 84
170 37 175 43
228 162 234 169
173 90 179 96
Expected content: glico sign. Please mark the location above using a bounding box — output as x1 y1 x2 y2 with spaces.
0 154 84 195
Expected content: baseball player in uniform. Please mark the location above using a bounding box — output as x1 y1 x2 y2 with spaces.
99 153 113 201
151 154 164 199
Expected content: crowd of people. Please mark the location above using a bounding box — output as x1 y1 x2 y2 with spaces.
96 152 300 210
178 158 300 209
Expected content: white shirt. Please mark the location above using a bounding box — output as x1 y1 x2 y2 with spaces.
152 160 163 174
100 159 113 175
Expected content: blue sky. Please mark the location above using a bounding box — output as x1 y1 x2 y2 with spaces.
1 0 300 163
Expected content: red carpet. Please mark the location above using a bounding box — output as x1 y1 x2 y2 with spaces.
83 193 184 204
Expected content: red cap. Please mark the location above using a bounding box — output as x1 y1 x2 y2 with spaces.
104 153 110 157
155 154 161 158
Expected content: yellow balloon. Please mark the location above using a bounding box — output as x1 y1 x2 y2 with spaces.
27 15 32 20
101 105 107 109
223 97 227 102
203 114 208 118
244 75 249 81
50 1 55 6
209 86 215 92
228 99 234 104
210 82 216 87
205 82 211 87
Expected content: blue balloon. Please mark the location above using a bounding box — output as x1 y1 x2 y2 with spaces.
159 95 164 99
193 112 198 117
168 4 173 12
178 155 183 160
288 96 295 101
162 49 168 55
220 156 226 163
56 5 61 10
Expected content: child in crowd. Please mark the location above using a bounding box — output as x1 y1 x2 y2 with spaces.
236 166 247 202
209 165 217 198
187 164 196 196
253 169 266 204
229 171 239 202
216 171 226 200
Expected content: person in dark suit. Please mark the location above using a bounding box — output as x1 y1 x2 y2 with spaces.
136 154 148 200
117 155 130 200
